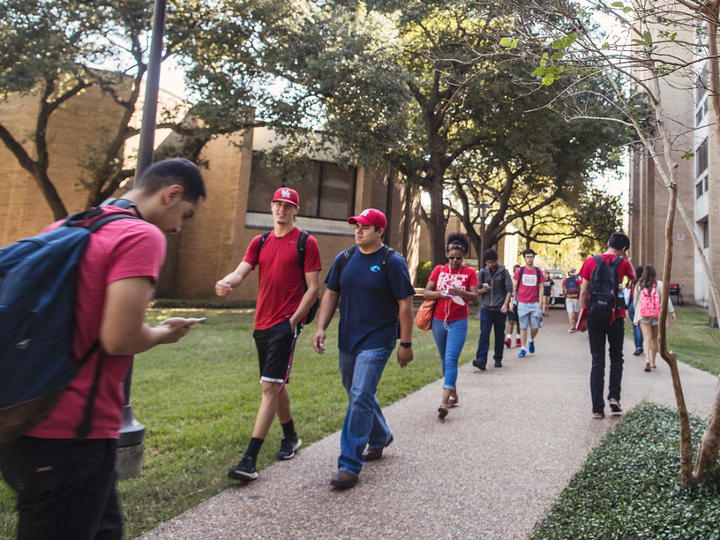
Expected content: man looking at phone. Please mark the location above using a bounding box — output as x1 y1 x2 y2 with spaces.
216 188 321 482
0 158 207 540
473 249 513 370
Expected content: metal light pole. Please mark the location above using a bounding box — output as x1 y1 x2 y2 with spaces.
479 201 492 267
117 0 167 480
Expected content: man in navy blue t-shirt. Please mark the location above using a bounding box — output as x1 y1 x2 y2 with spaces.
313 208 415 489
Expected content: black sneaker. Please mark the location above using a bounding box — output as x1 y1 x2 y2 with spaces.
228 455 258 482
276 436 302 460
472 359 487 371
609 399 622 415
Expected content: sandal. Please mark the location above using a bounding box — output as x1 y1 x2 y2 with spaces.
644 363 651 372
437 404 449 419
448 396 458 408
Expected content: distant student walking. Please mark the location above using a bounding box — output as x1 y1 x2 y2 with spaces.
504 265 522 349
633 264 675 372
424 233 478 418
562 268 582 332
628 266 645 356
510 249 544 357
473 248 512 370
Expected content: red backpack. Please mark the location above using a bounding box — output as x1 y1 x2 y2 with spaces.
639 285 661 318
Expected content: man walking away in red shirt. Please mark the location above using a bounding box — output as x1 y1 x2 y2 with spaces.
577 232 635 419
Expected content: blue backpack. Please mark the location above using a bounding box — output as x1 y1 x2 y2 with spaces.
0 208 138 442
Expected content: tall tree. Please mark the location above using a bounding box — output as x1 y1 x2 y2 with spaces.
218 0 629 265
0 0 257 219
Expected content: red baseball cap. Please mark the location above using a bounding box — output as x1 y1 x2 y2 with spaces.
347 208 387 230
272 187 299 207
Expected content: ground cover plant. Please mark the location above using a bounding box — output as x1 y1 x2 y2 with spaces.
0 307 467 539
531 403 720 539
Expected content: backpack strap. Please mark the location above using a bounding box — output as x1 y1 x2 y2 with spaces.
297 230 309 272
380 246 395 288
75 341 104 440
337 244 395 291
257 230 309 272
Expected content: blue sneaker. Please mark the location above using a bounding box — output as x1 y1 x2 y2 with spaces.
518 348 527 357
529 341 535 354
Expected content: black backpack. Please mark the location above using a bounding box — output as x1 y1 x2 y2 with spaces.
257 229 320 324
0 208 138 442
587 255 625 327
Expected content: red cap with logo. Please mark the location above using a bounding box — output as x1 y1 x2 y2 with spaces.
347 208 387 230
272 187 299 208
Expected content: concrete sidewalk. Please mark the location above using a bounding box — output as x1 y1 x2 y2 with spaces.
139 313 719 540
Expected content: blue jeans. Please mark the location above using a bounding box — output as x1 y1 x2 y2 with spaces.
588 317 625 414
431 318 468 389
627 302 642 349
475 309 506 365
338 347 393 475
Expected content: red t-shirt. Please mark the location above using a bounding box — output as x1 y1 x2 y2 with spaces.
428 264 479 321
513 266 544 304
578 254 635 318
27 208 166 439
243 227 322 330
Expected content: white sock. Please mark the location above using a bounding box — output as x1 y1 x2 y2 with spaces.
529 339 534 343
506 334 511 339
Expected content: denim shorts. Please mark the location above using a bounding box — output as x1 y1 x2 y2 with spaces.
517 302 543 329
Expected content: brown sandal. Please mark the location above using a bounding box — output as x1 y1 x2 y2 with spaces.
438 404 449 419
644 363 651 372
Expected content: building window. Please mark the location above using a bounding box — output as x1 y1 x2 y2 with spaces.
699 219 710 249
247 154 356 220
696 138 708 176
696 175 709 199
696 65 708 102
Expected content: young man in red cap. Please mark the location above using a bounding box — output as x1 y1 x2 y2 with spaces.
312 208 415 489
216 187 321 481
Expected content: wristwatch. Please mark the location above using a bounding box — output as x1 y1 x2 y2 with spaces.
400 341 412 348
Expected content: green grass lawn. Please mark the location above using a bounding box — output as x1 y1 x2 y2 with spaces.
0 308 477 539
625 305 720 374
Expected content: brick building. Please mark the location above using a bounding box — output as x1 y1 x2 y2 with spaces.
628 19 719 323
0 87 423 301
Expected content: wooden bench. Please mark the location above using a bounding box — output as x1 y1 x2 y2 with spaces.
669 283 684 306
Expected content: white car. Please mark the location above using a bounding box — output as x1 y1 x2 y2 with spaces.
545 269 566 307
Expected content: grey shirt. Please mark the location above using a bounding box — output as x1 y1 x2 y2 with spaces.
479 263 513 311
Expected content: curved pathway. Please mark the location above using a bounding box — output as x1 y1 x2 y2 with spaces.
139 313 718 539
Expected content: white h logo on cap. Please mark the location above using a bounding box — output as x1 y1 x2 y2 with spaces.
282 189 291 198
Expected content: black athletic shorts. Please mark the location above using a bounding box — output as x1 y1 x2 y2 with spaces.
508 306 518 323
253 319 294 384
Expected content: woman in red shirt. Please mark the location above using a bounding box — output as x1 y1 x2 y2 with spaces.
424 233 479 418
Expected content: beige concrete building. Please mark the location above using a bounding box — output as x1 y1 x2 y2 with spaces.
628 19 719 321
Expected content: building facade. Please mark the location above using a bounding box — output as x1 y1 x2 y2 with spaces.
628 18 719 323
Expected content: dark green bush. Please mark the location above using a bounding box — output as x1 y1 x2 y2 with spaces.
416 260 433 288
531 403 720 540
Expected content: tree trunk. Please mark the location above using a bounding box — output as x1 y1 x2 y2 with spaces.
426 172 448 266
656 179 695 486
